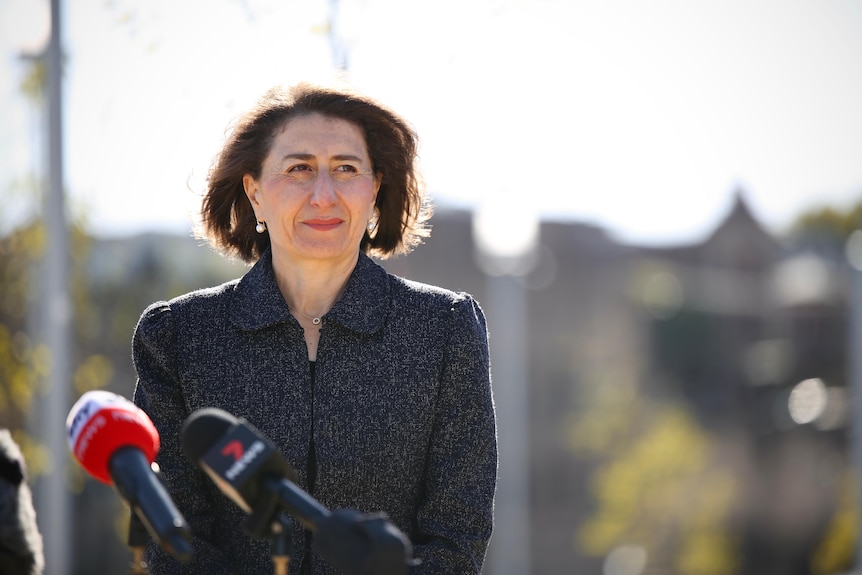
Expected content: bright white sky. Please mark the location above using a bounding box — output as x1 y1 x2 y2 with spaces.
2 0 862 246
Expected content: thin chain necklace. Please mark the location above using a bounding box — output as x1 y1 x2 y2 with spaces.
289 307 322 325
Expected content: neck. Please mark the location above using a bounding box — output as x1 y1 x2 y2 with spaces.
271 251 359 319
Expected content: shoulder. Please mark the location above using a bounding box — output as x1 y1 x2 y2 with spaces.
134 279 240 338
342 254 483 334
390 274 471 306
386 272 487 329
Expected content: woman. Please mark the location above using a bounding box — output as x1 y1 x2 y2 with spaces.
132 82 497 574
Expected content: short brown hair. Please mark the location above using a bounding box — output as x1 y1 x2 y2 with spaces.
197 82 431 263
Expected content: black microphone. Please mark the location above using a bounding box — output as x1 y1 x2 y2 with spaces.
180 408 327 531
66 391 193 563
181 408 413 575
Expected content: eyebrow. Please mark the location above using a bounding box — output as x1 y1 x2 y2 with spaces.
281 153 366 163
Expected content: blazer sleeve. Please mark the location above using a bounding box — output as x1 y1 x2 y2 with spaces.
131 302 236 575
412 294 498 574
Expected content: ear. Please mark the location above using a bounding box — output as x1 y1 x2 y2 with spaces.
373 173 382 200
243 174 262 213
369 175 382 218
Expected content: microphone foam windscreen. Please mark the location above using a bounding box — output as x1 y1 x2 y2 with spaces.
181 408 237 463
66 391 159 484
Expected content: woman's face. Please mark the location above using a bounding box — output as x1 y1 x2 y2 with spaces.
244 113 380 267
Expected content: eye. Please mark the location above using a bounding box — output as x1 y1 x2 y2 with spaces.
332 164 362 180
286 164 315 181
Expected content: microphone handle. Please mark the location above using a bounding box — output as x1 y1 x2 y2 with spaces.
109 447 193 562
127 510 150 574
265 476 331 531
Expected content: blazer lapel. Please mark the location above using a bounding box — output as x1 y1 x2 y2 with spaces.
229 250 390 334
229 249 293 331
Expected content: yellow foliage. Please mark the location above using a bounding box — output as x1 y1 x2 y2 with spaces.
10 366 36 411
675 531 738 575
30 344 52 379
67 461 87 495
564 378 640 455
74 354 115 394
565 408 633 455
811 470 856 575
12 330 32 362
11 429 51 479
577 514 630 554
573 402 739 574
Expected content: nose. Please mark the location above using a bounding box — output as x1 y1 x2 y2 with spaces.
310 172 337 207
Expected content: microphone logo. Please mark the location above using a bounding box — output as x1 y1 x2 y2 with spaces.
224 440 266 481
221 440 245 462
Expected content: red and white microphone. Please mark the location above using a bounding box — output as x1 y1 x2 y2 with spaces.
66 390 192 562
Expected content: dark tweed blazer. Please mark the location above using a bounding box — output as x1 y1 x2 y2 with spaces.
132 250 497 574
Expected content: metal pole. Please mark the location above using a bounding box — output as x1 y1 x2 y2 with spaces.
487 273 531 574
35 0 73 572
473 205 536 574
851 263 862 574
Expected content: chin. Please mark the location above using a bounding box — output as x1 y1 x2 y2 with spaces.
289 244 359 264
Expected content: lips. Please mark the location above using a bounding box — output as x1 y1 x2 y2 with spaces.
304 218 343 231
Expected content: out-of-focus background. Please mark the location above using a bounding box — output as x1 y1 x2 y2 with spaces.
1 0 861 573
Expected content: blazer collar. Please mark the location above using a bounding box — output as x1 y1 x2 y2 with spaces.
230 249 389 334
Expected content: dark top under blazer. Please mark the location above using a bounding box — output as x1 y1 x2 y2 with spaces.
132 250 497 574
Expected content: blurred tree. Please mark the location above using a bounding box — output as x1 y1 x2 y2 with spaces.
566 381 739 575
2 39 99 470
20 60 45 103
811 469 856 575
786 197 862 254
1 48 50 475
0 219 99 472
0 222 47 448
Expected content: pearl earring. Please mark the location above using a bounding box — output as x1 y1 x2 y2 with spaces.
256 221 267 234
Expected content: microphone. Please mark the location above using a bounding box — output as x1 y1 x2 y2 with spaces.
180 407 326 531
181 408 412 575
66 390 193 563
